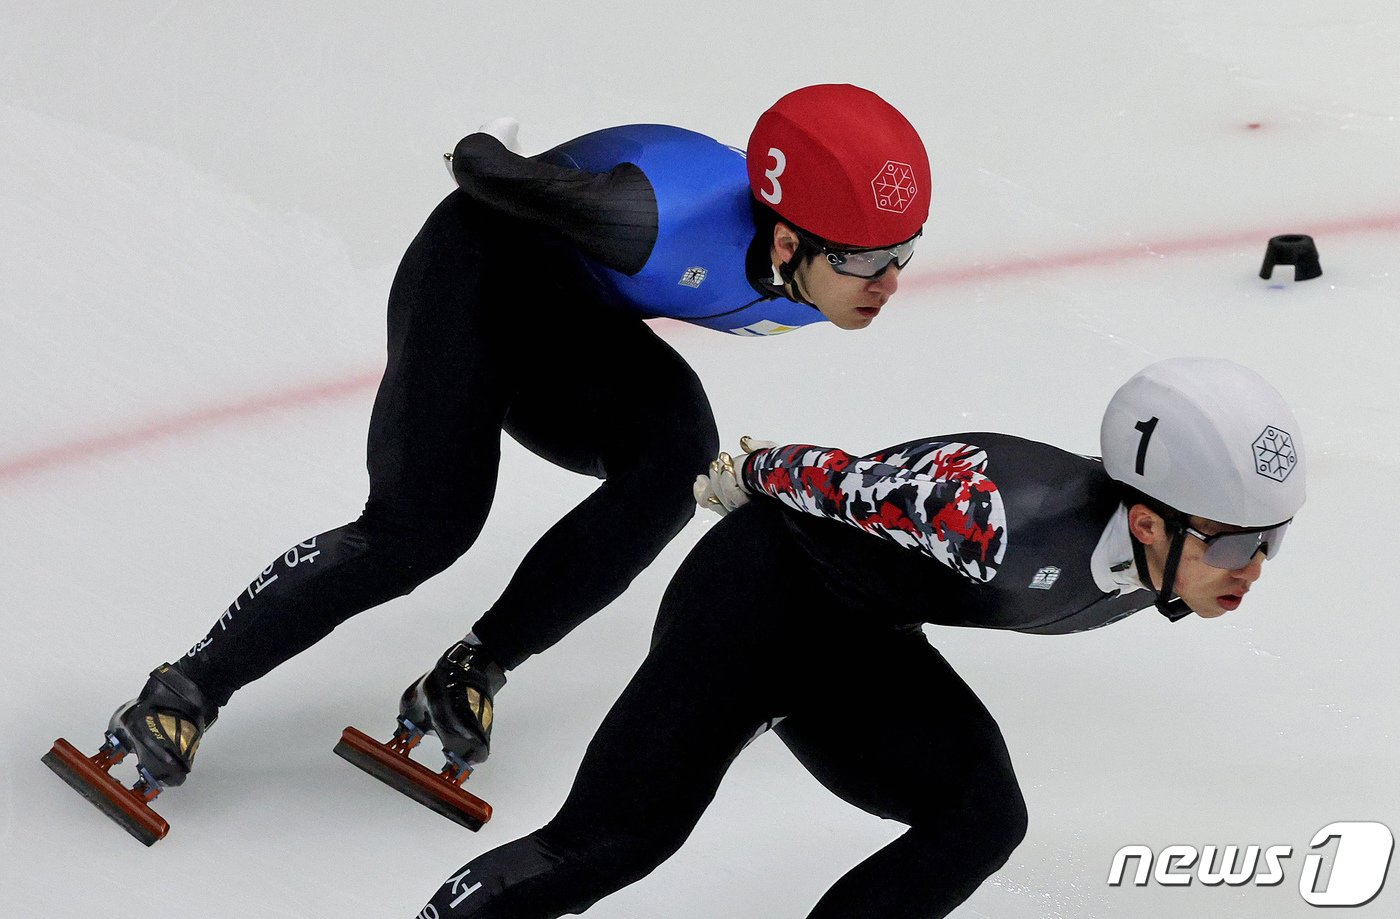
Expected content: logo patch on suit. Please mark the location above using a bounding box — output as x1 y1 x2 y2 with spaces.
678 266 708 288
1029 566 1062 590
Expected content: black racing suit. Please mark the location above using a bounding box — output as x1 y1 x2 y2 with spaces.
170 129 795 703
417 434 1160 919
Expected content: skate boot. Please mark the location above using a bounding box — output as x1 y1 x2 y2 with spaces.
107 663 219 787
43 663 218 845
399 640 507 765
335 641 505 831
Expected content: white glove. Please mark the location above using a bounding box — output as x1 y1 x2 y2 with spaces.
445 117 523 179
477 116 522 153
693 436 777 516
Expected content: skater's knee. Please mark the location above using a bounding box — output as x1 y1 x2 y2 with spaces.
604 422 718 516
354 506 482 581
982 786 1029 867
896 771 1028 876
939 784 1028 873
670 412 720 477
603 393 717 482
966 755 1029 862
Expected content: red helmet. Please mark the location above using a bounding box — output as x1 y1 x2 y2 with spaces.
747 84 930 249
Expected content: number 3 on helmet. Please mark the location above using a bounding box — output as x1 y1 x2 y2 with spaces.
746 84 931 249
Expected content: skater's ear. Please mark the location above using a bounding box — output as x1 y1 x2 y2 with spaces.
1127 503 1168 547
772 221 801 263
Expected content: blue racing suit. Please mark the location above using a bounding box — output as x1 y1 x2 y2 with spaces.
451 124 825 335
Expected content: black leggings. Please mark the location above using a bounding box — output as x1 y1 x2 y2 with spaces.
419 505 1029 919
176 191 718 705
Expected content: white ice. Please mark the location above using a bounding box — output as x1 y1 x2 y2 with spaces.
3 3 1398 917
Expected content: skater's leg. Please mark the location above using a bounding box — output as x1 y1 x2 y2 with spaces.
418 509 798 917
473 316 718 669
173 511 486 707
415 834 569 919
175 191 519 706
418 649 762 918
775 629 1028 919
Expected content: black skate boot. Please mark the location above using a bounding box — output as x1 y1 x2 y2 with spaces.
43 663 218 845
399 640 507 766
107 663 219 787
334 641 504 831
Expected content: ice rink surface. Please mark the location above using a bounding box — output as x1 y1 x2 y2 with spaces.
3 3 1398 916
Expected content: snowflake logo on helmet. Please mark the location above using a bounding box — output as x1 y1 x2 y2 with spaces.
871 161 918 214
1253 426 1298 482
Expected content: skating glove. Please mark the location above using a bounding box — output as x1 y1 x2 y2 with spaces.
444 116 523 179
477 116 522 153
694 436 777 516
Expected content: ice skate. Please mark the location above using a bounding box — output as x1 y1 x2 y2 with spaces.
43 663 217 845
335 640 505 831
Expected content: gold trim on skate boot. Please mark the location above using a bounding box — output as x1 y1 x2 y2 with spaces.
465 688 493 732
150 713 201 761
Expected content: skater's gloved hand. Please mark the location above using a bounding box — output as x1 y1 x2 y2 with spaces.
445 117 523 179
693 436 777 516
693 460 744 516
737 435 778 457
477 116 522 153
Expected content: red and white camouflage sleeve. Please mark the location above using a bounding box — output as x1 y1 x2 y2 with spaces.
741 440 1009 583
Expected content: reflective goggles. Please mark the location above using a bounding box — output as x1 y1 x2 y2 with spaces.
801 229 921 279
1183 520 1290 569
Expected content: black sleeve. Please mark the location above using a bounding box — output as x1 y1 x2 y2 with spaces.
449 133 659 275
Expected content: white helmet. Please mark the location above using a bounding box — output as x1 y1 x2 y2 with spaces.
1100 357 1305 526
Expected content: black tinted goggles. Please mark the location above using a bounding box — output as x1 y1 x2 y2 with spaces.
1184 521 1290 570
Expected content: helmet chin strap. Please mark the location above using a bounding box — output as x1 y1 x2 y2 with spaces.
774 237 820 309
1133 521 1194 622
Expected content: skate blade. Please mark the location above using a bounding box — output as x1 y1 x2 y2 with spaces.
42 738 169 846
334 726 491 831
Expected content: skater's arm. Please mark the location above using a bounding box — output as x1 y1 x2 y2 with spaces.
741 440 1006 581
449 133 658 275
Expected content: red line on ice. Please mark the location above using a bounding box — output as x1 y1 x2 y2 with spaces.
0 370 382 482
906 212 1400 289
3 211 1398 483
